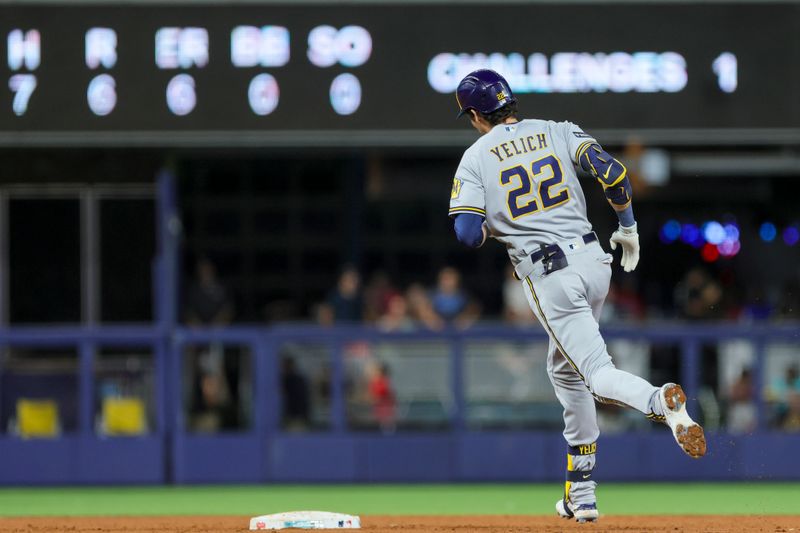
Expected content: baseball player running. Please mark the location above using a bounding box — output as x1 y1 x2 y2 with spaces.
448 69 706 522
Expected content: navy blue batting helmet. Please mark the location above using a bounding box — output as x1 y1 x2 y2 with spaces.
455 69 516 118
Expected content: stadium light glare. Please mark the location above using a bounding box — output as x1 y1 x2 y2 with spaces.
702 221 726 245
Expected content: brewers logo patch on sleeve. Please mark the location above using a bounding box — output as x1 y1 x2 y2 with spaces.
451 177 462 199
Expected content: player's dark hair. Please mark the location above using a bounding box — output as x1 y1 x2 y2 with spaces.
479 102 518 126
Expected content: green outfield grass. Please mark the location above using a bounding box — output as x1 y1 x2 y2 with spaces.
0 484 798 517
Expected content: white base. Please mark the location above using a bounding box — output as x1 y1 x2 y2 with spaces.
250 511 361 530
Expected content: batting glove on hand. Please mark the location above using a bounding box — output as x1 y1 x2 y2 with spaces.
609 223 640 272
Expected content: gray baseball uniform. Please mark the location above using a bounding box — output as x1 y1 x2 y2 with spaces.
449 119 664 506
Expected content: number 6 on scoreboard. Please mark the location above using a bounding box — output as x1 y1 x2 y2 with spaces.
9 74 37 116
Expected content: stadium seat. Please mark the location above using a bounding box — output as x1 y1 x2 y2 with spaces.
15 398 60 438
101 397 147 436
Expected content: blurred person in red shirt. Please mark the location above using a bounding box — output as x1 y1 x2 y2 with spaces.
368 361 396 433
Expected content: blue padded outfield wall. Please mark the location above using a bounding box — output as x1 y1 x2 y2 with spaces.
1 172 798 485
1 323 799 485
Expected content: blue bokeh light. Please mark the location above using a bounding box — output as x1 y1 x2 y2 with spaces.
660 220 682 243
784 226 800 246
681 224 703 248
759 222 777 242
723 223 740 242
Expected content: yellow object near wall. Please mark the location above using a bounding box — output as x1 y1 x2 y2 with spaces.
102 397 147 436
16 399 60 438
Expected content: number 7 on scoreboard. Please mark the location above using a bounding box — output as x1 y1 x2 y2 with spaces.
9 74 37 116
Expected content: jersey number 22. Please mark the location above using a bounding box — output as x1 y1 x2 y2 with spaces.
500 154 569 219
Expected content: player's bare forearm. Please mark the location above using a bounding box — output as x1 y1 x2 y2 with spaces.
579 144 635 228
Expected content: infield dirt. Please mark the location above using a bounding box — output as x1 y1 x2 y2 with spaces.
1 515 799 532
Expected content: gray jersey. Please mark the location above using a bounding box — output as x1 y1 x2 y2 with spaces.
449 119 597 268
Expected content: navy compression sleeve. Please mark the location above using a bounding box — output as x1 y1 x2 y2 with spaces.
579 144 635 227
454 213 486 248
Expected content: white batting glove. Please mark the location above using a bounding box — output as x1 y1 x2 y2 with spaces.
609 223 640 272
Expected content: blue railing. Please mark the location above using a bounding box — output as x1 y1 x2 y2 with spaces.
0 323 798 485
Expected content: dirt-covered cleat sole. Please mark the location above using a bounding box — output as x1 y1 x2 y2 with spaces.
556 499 598 522
660 383 707 459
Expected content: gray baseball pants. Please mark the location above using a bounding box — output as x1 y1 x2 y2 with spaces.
520 237 663 505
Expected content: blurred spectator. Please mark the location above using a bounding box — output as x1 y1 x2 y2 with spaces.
503 266 534 325
768 364 800 425
185 257 234 325
675 267 723 320
716 267 743 321
184 258 237 432
190 345 234 432
363 271 400 323
406 283 444 330
281 357 310 432
726 368 756 433
783 392 800 432
319 266 363 324
368 361 396 433
315 363 332 406
313 302 335 327
430 266 481 328
377 293 415 332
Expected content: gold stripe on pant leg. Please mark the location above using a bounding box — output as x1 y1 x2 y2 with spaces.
524 276 586 382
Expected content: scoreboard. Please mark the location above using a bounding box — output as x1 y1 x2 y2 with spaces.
2 3 798 146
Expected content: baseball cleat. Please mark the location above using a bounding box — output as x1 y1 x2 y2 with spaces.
660 383 707 458
556 499 598 523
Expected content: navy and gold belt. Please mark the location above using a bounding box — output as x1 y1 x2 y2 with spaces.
529 232 598 268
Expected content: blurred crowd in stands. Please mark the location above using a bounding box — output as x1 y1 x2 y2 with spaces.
314 265 483 330
726 364 800 433
311 263 799 328
182 256 800 329
181 257 800 434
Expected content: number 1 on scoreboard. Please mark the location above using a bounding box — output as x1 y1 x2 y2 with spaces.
9 74 37 115
712 52 737 94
